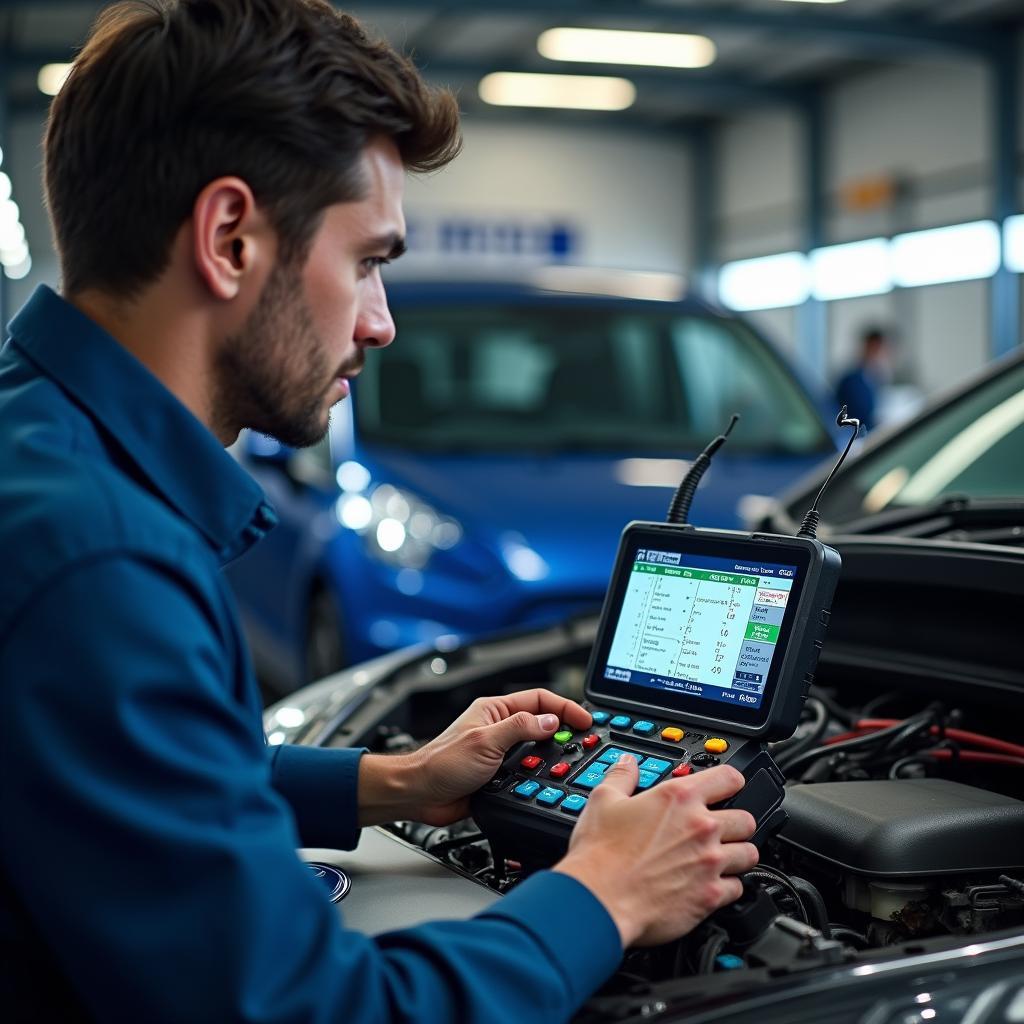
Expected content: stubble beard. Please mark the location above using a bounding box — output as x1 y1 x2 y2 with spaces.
215 259 345 449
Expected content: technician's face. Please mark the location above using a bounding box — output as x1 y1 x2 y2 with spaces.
221 136 404 448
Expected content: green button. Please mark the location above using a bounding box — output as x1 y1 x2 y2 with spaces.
553 730 573 744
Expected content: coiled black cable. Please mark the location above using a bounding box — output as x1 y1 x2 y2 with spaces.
781 710 936 781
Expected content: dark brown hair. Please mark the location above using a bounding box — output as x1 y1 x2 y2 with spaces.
44 0 461 297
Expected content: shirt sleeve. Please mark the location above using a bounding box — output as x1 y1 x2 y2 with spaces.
0 555 621 1024
270 743 366 850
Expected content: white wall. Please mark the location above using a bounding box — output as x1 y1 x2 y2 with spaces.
400 118 693 276
714 43 1024 398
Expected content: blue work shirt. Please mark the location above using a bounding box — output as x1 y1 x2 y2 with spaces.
0 286 620 1023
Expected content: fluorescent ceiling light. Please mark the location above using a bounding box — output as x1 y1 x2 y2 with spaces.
538 27 716 69
810 237 892 301
479 72 635 111
891 220 1000 288
1004 215 1024 274
38 63 73 96
718 252 810 311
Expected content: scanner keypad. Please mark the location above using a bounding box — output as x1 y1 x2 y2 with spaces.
493 705 731 814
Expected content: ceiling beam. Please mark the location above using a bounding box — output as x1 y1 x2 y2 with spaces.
0 0 1006 58
348 1 1006 58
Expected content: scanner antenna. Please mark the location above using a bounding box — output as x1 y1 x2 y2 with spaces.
796 406 861 540
667 413 740 526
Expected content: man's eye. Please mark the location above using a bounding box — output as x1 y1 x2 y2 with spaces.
364 257 391 271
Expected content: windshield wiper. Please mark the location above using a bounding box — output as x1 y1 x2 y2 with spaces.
832 496 1024 540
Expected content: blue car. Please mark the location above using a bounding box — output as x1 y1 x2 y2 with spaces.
227 280 835 693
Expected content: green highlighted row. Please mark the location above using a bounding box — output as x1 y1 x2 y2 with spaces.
744 622 780 643
633 563 759 587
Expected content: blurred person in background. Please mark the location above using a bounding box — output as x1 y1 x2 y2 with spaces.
834 325 895 432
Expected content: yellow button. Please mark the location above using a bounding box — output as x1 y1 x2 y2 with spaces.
705 738 729 754
661 727 685 742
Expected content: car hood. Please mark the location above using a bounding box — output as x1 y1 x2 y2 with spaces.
359 447 827 586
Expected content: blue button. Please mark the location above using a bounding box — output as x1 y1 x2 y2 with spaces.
610 715 632 729
590 710 610 725
632 721 655 735
561 794 588 815
636 770 660 790
597 747 630 765
639 757 672 776
536 787 564 807
513 780 541 799
575 767 609 790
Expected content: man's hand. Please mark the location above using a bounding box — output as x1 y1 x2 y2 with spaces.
357 689 591 827
554 757 759 948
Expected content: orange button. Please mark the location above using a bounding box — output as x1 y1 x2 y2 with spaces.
704 738 729 755
661 727 684 742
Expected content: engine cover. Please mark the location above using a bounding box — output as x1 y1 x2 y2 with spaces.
778 779 1024 877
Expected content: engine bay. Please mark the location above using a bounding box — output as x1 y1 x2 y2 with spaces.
300 536 1024 1006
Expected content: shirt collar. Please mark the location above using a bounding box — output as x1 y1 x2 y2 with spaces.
8 285 277 562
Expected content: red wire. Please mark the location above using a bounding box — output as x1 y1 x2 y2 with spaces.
855 719 1024 759
927 749 1024 768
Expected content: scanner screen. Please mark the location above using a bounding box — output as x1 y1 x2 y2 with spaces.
602 547 799 712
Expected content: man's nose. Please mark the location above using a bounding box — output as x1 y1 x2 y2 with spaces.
356 281 396 349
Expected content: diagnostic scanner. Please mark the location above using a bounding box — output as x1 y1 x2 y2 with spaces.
471 520 841 865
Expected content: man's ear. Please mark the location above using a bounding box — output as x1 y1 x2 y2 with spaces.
191 177 268 300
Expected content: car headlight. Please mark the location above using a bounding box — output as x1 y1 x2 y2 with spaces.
334 467 461 570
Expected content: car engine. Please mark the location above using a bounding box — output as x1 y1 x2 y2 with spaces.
297 537 1024 996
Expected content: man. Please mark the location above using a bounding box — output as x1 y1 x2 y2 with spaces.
835 326 894 432
0 2 758 1022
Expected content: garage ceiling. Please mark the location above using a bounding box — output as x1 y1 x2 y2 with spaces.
0 0 1022 131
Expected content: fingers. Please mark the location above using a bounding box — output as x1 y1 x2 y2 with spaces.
669 763 745 805
490 689 592 730
481 710 560 751
715 808 757 843
721 841 760 878
596 754 638 798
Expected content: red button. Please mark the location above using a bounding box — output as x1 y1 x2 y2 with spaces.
672 764 693 777
581 734 599 749
549 762 570 778
520 755 542 770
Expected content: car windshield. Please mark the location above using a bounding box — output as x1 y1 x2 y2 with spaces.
794 359 1024 524
354 305 831 455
